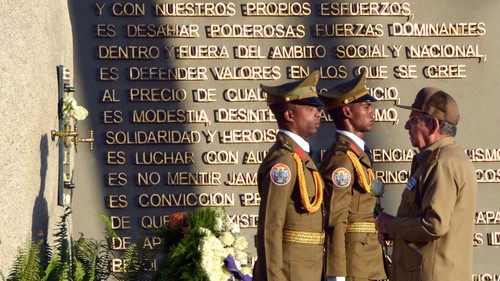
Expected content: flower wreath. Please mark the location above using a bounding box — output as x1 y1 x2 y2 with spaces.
156 207 253 281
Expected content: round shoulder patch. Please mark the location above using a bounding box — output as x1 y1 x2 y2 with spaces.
332 167 351 188
270 163 291 186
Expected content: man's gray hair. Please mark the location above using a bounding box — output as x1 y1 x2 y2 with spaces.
423 114 457 136
439 120 457 136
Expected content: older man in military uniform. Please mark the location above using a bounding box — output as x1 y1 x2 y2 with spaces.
253 71 326 281
375 88 477 281
318 72 387 281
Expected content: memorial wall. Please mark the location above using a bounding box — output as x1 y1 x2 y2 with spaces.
68 1 499 278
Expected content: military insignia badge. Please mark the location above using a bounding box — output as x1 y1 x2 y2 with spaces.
406 176 417 191
270 163 291 185
332 167 351 188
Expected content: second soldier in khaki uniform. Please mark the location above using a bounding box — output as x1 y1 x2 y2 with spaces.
253 71 326 281
318 72 387 281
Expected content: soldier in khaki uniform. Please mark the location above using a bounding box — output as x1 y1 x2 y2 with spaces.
317 72 387 281
375 88 477 281
253 71 326 281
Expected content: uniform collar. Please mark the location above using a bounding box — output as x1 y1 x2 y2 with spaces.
415 136 456 164
279 129 310 153
424 136 455 151
337 130 366 152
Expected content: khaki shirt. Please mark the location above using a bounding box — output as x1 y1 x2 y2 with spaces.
388 137 477 281
253 133 325 281
319 133 386 280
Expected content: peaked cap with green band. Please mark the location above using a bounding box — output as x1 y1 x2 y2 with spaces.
261 70 324 107
318 70 376 108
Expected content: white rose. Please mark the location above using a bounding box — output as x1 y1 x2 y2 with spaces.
220 232 235 247
235 250 248 265
370 178 385 197
230 222 240 233
225 247 235 257
72 106 88 121
211 237 224 251
233 235 248 250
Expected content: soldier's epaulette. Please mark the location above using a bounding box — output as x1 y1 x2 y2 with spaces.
426 147 440 165
335 141 350 152
279 139 294 153
335 141 361 157
279 139 307 160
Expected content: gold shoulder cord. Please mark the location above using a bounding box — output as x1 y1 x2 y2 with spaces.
346 150 375 193
292 153 323 213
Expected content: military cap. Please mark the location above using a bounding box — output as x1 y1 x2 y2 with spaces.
260 70 324 108
318 70 376 109
397 87 460 125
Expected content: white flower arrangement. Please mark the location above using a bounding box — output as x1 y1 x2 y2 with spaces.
200 228 233 281
199 207 253 281
370 178 385 216
62 96 88 121
160 208 253 281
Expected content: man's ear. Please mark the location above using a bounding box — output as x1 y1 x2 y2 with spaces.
342 105 352 118
284 109 294 122
430 117 440 133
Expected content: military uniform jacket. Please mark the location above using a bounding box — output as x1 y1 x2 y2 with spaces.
388 137 477 281
319 133 386 279
253 132 325 281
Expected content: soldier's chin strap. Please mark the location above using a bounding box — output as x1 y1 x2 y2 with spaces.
292 153 323 213
346 150 374 193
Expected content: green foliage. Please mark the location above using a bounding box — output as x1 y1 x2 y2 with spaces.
72 259 86 281
116 243 157 281
154 208 216 281
155 230 207 281
7 239 43 281
97 213 119 239
4 208 75 281
73 235 112 281
41 254 61 281
1 207 152 281
186 208 216 232
49 208 72 281
2 207 239 281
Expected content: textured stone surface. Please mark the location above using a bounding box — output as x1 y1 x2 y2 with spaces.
0 0 73 274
